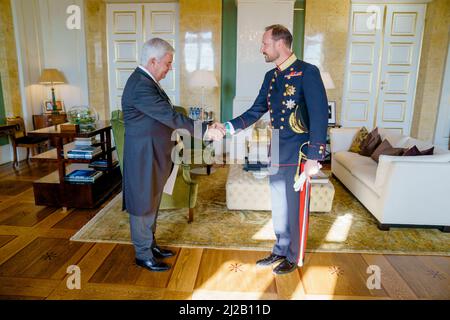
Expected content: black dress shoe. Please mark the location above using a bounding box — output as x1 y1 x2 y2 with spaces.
272 259 297 275
135 258 170 272
256 253 285 267
152 246 174 259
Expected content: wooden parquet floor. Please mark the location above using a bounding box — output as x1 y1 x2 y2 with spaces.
0 161 448 300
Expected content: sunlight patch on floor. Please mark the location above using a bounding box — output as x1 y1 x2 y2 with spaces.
325 213 353 243
251 220 276 240
301 265 338 296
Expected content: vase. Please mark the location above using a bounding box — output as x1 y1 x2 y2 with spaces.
67 106 99 130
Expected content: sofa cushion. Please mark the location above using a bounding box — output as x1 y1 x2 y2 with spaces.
351 164 379 195
370 139 404 163
404 138 433 151
334 151 377 172
383 134 409 148
349 127 368 153
403 145 435 156
420 146 434 155
359 128 382 156
402 145 421 156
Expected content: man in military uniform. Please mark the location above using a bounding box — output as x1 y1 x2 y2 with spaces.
222 24 328 274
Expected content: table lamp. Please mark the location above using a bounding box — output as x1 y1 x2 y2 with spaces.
38 68 66 114
190 70 218 120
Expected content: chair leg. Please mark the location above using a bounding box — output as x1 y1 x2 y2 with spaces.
188 208 194 223
12 144 18 167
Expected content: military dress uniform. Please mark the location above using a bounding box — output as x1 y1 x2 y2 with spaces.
227 54 328 266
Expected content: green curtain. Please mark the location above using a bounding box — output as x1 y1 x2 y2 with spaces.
293 0 306 60
220 0 237 123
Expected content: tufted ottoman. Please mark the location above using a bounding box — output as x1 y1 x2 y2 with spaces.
226 165 335 212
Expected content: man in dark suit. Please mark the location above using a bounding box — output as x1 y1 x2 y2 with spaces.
122 38 224 272
221 25 328 274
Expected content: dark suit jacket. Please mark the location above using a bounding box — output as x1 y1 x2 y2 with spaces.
122 67 207 216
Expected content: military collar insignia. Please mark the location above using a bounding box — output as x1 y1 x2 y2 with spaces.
277 53 297 72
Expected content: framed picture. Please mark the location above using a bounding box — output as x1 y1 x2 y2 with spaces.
328 101 336 125
43 100 65 113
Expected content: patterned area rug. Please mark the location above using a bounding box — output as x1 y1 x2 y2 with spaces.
71 166 450 255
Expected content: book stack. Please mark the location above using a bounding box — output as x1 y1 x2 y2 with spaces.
64 169 103 183
89 159 119 170
67 145 102 159
74 137 98 146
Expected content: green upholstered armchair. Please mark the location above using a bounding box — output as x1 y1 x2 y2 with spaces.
110 110 199 223
173 106 215 174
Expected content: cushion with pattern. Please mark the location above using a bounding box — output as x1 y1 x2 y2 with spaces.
349 127 369 153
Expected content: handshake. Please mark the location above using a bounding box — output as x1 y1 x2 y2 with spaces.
204 122 228 141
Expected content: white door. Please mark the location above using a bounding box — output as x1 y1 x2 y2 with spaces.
144 3 179 105
107 4 144 112
434 40 450 149
341 4 384 129
341 3 426 135
107 3 179 112
375 4 426 135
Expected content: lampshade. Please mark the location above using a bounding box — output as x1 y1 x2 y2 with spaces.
38 68 67 85
190 70 218 88
320 71 335 90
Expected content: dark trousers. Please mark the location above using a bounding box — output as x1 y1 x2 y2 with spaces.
269 165 302 263
129 194 162 260
129 213 157 260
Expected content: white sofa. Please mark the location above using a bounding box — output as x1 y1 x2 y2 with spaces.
330 127 450 231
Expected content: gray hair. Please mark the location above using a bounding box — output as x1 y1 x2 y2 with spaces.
140 38 175 66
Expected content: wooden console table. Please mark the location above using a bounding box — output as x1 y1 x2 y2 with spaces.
0 123 19 138
28 121 121 209
32 114 68 129
32 114 70 146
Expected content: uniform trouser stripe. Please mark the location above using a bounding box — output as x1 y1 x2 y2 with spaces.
297 163 311 266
